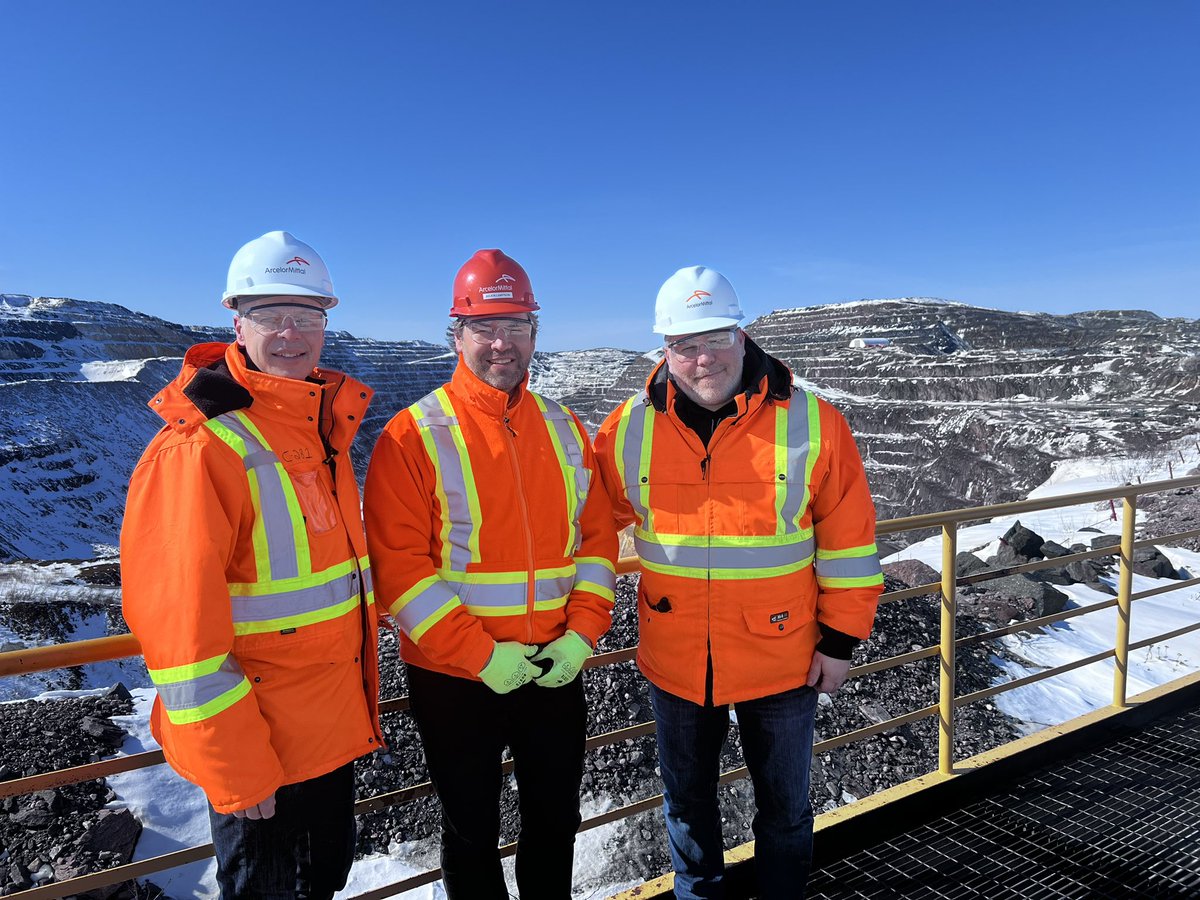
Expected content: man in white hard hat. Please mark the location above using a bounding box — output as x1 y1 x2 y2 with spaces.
594 266 883 899
121 231 382 899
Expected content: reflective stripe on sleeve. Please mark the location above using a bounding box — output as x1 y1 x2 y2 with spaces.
814 544 884 588
147 652 252 726
573 556 616 603
390 574 461 641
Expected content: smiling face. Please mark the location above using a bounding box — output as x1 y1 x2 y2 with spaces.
664 327 747 410
233 296 327 380
453 315 536 396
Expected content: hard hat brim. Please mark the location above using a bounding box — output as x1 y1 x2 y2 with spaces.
222 285 339 310
449 299 541 318
653 314 743 336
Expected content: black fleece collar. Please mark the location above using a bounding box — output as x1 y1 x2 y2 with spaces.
648 334 791 414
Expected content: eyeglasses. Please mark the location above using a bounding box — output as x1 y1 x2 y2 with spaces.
665 328 738 359
461 318 534 344
238 308 329 334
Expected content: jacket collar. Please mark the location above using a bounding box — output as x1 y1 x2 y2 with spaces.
645 334 791 414
450 355 530 418
150 341 372 434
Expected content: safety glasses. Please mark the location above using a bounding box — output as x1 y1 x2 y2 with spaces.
461 318 534 344
238 307 329 334
665 328 738 359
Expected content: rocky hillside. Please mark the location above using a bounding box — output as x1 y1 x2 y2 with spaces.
3 293 1198 561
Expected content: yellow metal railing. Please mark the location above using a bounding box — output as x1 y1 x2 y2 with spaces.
4 474 1200 899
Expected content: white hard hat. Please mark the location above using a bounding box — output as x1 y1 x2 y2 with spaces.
653 265 744 335
222 231 338 309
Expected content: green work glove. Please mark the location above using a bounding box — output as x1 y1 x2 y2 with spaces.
478 642 538 694
531 630 592 688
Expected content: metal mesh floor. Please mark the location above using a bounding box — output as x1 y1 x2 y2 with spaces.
807 704 1200 899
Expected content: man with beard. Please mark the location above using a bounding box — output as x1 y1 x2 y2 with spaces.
364 249 617 900
122 231 382 899
594 266 883 900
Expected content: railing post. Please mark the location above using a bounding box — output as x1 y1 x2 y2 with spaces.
1113 492 1137 707
938 523 958 775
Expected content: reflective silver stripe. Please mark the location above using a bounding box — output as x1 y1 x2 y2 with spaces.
619 392 651 523
814 555 883 580
778 389 816 531
393 577 459 634
574 560 616 597
412 391 475 570
537 395 590 553
215 413 300 581
230 569 360 623
442 572 577 609
634 533 815 571
361 564 374 598
151 655 246 712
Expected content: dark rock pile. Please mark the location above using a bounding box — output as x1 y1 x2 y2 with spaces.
0 684 163 898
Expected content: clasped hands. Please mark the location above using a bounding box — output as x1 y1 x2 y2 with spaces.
478 631 591 694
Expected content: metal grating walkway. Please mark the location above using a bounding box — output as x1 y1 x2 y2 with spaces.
807 703 1200 899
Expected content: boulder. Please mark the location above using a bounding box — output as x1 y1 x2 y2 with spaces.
956 552 991 577
1040 540 1071 559
988 543 1028 567
76 809 141 860
882 559 941 592
79 717 125 748
1132 548 1179 580
1090 534 1122 551
1000 520 1046 559
977 575 1070 620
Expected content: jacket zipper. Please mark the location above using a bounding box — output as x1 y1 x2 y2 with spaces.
503 414 538 644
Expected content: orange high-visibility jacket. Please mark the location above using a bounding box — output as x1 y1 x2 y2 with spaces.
595 341 883 706
121 342 383 814
364 360 618 679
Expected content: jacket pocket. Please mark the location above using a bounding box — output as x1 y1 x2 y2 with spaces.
290 469 338 534
742 602 812 637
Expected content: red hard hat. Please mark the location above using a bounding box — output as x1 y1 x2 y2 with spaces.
450 249 539 317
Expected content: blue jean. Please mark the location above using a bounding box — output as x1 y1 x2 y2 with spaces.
208 762 356 900
649 682 818 900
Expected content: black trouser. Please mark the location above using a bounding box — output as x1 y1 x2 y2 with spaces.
207 762 356 900
406 663 587 900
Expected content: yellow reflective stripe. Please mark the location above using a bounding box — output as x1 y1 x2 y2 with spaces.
439 564 576 584
774 402 788 536
232 411 312 577
816 543 880 559
634 528 814 548
466 596 571 617
435 388 483 565
412 406 456 571
817 574 885 589
227 557 358 597
204 417 274 579
146 652 228 684
533 394 580 557
638 555 815 581
410 597 460 642
232 595 359 636
573 580 615 603
162 677 252 726
802 391 820 516
638 408 655 532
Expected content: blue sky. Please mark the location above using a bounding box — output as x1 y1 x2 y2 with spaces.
2 1 1196 351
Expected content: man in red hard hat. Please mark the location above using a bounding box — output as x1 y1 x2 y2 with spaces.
364 249 618 899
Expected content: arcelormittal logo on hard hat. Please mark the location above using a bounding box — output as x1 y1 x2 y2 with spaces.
264 255 310 276
686 290 713 308
481 273 517 300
